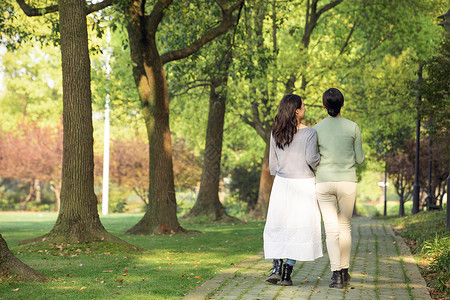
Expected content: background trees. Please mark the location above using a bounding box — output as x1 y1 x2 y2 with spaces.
0 1 447 226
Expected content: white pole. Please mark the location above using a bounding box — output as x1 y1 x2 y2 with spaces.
102 28 111 216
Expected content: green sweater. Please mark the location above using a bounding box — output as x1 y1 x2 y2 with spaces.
313 117 364 183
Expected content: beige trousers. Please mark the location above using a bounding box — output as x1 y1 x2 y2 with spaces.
316 182 357 271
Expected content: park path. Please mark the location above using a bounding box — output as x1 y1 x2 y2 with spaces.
183 218 431 300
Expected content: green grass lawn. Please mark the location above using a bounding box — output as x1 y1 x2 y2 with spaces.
0 213 264 300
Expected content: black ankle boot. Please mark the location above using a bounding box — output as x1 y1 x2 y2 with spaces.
280 263 293 286
329 270 344 288
341 268 351 285
266 259 283 284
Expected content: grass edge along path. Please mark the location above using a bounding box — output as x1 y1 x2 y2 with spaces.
184 218 432 300
184 251 264 300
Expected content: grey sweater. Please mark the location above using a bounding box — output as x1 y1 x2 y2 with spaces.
269 127 321 179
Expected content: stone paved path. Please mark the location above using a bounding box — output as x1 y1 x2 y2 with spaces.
184 218 431 300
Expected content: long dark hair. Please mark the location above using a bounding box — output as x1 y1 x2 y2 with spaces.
272 94 303 149
323 88 344 117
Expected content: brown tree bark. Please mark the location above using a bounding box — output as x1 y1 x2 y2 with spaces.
254 143 274 218
0 234 46 282
123 0 244 234
184 38 235 221
16 0 135 247
123 1 183 235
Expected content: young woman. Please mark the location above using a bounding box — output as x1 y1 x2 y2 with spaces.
314 88 365 288
263 94 322 286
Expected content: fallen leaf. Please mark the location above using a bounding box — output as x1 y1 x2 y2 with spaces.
12 288 19 292
115 278 124 282
194 276 201 279
102 270 113 273
80 287 87 291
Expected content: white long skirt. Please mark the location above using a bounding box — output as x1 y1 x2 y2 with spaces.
263 176 323 261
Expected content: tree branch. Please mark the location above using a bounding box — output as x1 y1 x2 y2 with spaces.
161 0 244 65
172 81 210 97
316 0 344 19
16 0 114 16
86 0 114 14
16 0 58 16
339 22 356 56
250 102 266 139
147 0 173 35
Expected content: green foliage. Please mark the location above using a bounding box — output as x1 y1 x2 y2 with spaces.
90 27 142 132
223 198 249 220
417 35 450 137
0 44 62 130
0 179 57 212
0 0 445 219
0 213 264 299
228 164 260 211
392 209 450 297
392 210 448 252
0 0 60 50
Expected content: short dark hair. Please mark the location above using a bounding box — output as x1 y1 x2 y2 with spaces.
322 88 344 117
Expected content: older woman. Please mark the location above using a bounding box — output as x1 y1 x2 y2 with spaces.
314 88 365 288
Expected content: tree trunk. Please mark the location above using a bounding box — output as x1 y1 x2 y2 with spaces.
184 42 234 221
124 5 184 235
49 181 61 212
399 194 405 217
22 179 35 210
34 179 41 204
399 176 405 217
19 0 132 247
0 234 46 282
253 143 274 218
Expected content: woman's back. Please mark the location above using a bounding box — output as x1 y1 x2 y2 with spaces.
314 117 364 183
269 127 320 179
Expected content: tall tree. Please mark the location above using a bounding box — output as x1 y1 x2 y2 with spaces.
14 0 134 246
122 0 244 234
183 33 235 220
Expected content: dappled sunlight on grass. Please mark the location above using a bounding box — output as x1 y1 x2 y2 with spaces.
0 213 264 299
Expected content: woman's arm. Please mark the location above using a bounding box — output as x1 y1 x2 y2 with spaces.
269 134 278 175
354 124 365 164
306 130 321 170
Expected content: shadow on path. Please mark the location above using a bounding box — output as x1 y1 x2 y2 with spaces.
184 218 431 300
